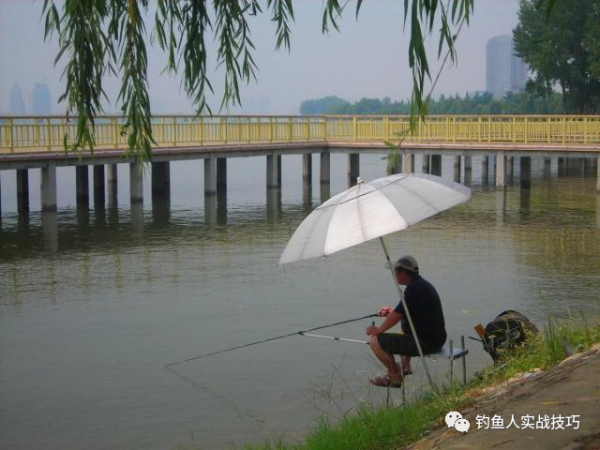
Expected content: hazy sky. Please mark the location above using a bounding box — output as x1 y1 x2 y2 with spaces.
0 0 521 114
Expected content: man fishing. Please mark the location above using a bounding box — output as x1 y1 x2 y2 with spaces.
366 256 447 388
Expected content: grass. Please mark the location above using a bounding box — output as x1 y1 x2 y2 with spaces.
242 313 600 450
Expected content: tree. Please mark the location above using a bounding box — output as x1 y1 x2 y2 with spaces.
300 96 349 115
513 0 600 113
42 0 474 161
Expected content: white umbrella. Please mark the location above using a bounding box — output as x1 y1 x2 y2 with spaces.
279 173 472 389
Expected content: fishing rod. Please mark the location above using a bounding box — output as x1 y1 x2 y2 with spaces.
164 312 378 369
299 332 369 345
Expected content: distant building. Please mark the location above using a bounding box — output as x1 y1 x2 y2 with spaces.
486 35 528 99
32 82 52 115
10 84 26 114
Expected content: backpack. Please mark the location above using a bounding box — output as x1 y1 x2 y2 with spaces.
482 310 539 361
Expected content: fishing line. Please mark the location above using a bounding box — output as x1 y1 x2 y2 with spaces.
164 312 378 369
162 313 378 432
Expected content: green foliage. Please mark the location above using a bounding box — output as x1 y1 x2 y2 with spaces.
302 91 564 115
299 96 350 115
42 0 474 162
513 0 600 113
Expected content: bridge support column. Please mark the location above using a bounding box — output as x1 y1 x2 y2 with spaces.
205 157 217 196
217 158 227 195
495 152 506 188
94 165 105 208
464 156 473 186
521 157 532 190
76 166 89 208
506 156 514 180
403 153 414 174
431 155 442 176
130 162 144 204
453 156 461 182
278 155 282 186
421 155 430 174
482 156 490 183
267 153 280 189
107 164 118 206
41 164 57 211
320 152 330 185
596 157 600 192
303 153 312 187
348 153 360 187
152 161 170 200
17 169 29 214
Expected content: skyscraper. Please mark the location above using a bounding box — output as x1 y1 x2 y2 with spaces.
32 82 52 115
10 84 26 114
486 35 528 99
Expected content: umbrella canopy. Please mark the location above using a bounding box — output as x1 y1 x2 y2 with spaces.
279 173 471 266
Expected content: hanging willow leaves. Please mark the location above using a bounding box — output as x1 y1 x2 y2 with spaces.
42 0 479 163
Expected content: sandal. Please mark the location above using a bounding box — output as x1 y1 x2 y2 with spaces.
369 374 403 388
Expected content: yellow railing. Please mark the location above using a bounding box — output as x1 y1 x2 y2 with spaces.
1 115 599 154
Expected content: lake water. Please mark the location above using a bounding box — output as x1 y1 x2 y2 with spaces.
1 153 599 449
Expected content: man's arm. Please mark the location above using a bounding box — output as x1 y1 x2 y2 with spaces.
366 311 402 336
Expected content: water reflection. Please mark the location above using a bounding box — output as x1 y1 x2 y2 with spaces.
42 210 58 253
1 154 599 450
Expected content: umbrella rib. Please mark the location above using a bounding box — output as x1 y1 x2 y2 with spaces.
315 175 408 211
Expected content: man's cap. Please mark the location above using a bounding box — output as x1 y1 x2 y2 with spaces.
393 256 419 274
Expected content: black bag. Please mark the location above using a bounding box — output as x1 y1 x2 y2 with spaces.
483 310 539 361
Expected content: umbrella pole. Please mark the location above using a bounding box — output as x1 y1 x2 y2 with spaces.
379 237 437 391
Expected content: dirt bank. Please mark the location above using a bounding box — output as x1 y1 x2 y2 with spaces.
406 344 600 450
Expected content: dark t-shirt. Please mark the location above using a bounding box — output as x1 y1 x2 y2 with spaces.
394 275 447 350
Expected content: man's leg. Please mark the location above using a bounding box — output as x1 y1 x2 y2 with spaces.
370 335 402 383
402 355 412 374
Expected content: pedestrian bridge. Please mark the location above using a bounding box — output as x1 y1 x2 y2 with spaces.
1 115 599 157
0 115 599 214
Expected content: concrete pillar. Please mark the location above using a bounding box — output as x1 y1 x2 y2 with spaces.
93 165 105 208
130 162 144 204
482 156 490 183
204 157 217 195
302 154 312 186
453 156 461 183
277 155 282 187
320 152 330 185
507 156 514 180
320 183 331 204
597 156 600 192
151 161 171 199
76 166 89 208
16 169 29 213
543 157 552 180
521 156 532 190
217 158 227 195
464 156 473 187
495 152 506 188
421 155 430 174
431 155 442 176
107 164 118 206
348 153 360 187
266 154 280 189
41 164 57 211
403 153 414 174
